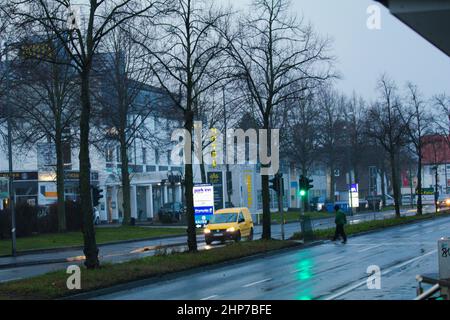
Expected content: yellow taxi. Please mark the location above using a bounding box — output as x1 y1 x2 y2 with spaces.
204 207 254 245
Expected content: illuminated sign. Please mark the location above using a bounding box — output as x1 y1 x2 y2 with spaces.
193 184 215 226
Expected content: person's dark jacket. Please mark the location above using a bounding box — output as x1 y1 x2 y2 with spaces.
335 210 347 225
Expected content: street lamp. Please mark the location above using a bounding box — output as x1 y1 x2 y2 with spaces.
3 42 17 256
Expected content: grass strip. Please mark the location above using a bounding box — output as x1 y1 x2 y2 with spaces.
0 226 187 256
0 239 298 300
291 212 450 240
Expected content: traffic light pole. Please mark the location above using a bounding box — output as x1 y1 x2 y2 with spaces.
5 43 16 256
278 176 285 241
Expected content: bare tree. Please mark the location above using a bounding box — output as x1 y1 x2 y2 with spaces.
9 30 80 232
91 26 162 225
316 86 344 202
283 85 319 178
365 75 410 217
399 83 433 215
134 0 232 252
224 0 334 239
11 0 167 268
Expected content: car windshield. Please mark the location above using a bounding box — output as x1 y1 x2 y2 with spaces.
209 213 238 224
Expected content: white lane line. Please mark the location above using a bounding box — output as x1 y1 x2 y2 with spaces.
422 222 435 227
402 226 418 232
242 278 272 288
201 295 219 300
439 226 448 231
357 244 382 253
424 230 434 234
327 256 342 262
325 249 437 300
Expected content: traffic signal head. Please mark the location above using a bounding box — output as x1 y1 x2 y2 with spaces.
299 175 314 196
92 186 104 207
270 175 280 193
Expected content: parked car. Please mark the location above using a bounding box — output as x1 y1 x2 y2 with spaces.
203 207 254 245
158 202 185 223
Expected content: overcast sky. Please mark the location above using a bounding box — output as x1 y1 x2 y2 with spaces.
223 0 450 102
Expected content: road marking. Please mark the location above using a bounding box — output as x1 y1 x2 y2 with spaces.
201 295 219 300
424 230 434 234
357 244 382 253
324 249 437 300
242 278 272 288
402 226 418 232
327 256 342 262
422 222 435 227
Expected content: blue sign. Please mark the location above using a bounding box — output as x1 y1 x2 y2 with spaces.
349 184 358 193
193 184 215 227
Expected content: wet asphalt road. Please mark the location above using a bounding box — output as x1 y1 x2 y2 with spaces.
0 207 434 285
95 215 450 300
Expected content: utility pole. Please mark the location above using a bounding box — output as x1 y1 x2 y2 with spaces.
5 43 16 256
222 86 232 205
434 165 439 216
277 174 285 241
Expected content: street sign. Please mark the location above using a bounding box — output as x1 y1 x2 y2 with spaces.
438 238 450 280
0 177 8 199
348 183 359 208
207 172 224 210
193 184 215 227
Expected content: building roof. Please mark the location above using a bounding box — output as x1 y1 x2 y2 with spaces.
376 0 450 57
421 135 450 164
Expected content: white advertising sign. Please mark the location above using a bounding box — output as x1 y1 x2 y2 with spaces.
193 184 215 226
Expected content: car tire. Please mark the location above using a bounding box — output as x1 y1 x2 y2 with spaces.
235 231 241 242
205 238 212 245
248 228 254 241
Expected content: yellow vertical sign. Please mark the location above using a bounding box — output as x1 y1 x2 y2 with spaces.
246 175 252 207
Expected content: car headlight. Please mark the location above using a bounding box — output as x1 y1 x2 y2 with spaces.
226 227 235 232
445 199 450 205
204 228 211 234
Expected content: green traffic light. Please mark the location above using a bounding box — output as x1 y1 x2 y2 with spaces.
300 190 306 196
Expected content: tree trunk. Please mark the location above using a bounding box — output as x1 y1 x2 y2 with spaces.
120 135 132 225
184 110 197 252
261 114 271 240
79 70 99 269
390 151 401 217
55 125 66 232
417 153 423 215
200 162 207 184
329 165 335 202
380 163 386 207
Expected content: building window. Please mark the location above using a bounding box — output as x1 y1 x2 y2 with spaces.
167 150 171 165
155 149 160 165
142 148 147 165
106 147 114 163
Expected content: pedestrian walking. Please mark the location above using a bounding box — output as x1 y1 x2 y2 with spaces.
332 204 347 244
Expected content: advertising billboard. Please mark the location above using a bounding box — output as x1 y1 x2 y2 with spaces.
193 184 215 227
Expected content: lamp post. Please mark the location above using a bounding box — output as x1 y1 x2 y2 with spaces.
3 42 17 256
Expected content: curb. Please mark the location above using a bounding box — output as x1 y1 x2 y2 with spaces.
309 213 450 242
0 240 190 270
61 240 324 300
0 233 189 259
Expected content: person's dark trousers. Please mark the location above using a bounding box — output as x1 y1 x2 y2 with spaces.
332 224 347 242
